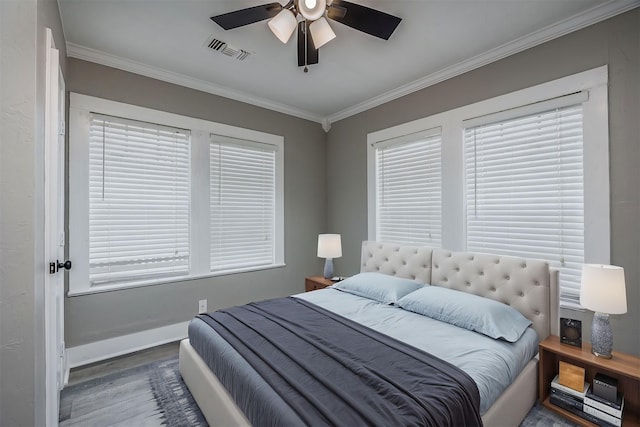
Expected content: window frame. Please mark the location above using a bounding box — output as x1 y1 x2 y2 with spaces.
367 66 609 308
69 93 285 296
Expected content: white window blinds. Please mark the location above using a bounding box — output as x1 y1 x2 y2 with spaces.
210 136 276 272
89 114 190 285
464 101 585 306
374 129 442 246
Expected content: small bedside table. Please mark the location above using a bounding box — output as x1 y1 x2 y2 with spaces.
305 276 334 292
538 335 640 426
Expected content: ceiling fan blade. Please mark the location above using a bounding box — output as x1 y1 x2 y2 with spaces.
211 3 283 30
327 0 401 40
297 21 319 67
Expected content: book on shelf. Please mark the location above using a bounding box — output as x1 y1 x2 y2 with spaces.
550 394 618 427
584 396 624 419
551 388 583 410
583 403 622 427
585 385 624 417
551 374 589 399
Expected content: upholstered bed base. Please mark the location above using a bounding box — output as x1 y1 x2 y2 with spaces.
179 339 251 427
179 242 559 426
482 358 539 426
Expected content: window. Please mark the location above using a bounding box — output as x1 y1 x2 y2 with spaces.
368 66 610 308
210 136 277 271
88 114 190 285
69 94 284 295
371 129 442 246
464 96 586 305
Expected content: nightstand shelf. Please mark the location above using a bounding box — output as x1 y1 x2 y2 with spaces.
305 276 334 292
539 335 640 426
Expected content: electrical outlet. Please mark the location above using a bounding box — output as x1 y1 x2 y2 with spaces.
198 299 207 314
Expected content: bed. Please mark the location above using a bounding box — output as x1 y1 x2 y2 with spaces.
179 241 559 426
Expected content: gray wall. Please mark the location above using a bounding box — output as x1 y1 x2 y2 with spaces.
1 0 67 425
326 9 640 356
65 59 327 346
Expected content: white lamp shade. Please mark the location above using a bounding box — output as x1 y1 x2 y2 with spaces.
298 0 326 21
268 9 297 44
317 234 342 259
580 264 627 314
309 17 336 48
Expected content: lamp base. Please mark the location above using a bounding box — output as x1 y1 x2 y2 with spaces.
591 312 613 359
323 258 333 279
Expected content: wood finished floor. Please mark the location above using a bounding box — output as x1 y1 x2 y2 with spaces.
67 341 180 386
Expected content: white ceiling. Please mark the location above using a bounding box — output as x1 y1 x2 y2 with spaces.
58 0 636 126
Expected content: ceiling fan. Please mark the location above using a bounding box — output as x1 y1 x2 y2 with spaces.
210 0 401 72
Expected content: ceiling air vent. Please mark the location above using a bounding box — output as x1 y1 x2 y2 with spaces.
207 37 252 61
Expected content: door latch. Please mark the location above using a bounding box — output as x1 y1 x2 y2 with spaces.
49 260 72 274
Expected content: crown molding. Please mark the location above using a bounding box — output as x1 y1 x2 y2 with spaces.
66 43 325 124
326 0 639 124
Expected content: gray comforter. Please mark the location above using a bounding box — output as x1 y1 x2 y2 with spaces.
197 296 483 427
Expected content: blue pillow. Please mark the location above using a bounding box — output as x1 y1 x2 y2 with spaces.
396 286 532 342
332 272 424 304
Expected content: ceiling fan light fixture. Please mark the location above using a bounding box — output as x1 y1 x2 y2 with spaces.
297 0 326 21
309 17 336 48
268 9 297 43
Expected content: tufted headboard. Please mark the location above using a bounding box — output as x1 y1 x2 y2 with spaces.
360 241 559 341
360 241 434 284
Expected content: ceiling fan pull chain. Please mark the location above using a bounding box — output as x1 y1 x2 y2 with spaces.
303 20 309 73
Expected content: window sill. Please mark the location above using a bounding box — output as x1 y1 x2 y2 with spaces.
67 263 287 297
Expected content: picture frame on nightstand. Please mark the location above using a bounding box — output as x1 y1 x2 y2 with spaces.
560 317 582 347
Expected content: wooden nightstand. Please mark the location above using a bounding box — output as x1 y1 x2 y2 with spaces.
539 335 640 426
305 276 334 292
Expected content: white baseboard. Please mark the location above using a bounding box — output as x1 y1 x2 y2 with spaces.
66 321 189 370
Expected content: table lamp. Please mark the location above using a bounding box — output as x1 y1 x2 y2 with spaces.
579 264 627 359
317 234 342 279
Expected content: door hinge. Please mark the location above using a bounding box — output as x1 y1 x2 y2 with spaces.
59 120 66 136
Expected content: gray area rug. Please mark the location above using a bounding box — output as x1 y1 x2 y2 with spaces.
60 357 207 426
60 355 577 426
520 403 580 427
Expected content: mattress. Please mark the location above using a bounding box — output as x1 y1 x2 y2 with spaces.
188 287 538 422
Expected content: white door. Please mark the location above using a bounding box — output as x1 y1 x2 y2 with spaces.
44 27 66 427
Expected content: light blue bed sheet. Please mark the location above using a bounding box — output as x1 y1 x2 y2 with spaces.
294 288 539 414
